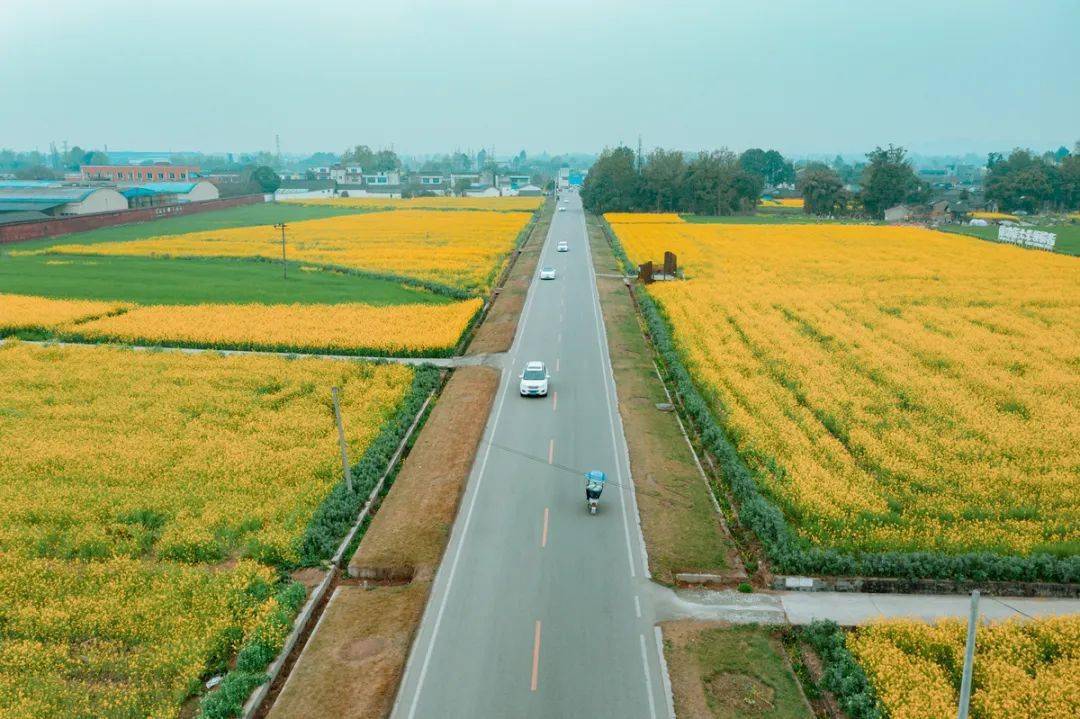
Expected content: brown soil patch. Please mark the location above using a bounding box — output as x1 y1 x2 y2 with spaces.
663 621 732 719
349 366 498 575
708 673 776 714
467 207 551 354
265 582 428 719
290 567 327 591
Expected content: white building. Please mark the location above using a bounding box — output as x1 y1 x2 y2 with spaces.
0 186 129 217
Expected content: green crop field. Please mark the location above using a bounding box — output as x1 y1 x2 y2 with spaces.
942 222 1080 256
0 254 450 305
1 202 455 306
9 201 369 252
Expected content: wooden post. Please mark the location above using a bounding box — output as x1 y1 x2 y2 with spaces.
331 387 353 493
663 251 677 277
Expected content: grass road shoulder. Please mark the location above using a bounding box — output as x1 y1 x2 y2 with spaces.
662 622 815 719
586 214 741 584
266 366 499 719
467 200 552 354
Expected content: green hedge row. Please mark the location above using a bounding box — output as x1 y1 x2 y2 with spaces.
197 580 308 719
802 621 883 719
598 217 1079 583
294 364 441 566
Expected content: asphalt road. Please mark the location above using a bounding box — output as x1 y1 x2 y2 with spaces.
392 193 672 719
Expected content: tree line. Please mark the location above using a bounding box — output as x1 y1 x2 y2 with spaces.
582 146 794 216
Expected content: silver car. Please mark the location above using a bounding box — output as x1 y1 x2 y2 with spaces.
539 266 556 280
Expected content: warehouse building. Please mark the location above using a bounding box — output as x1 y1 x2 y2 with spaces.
81 164 200 182
120 181 220 207
0 186 128 222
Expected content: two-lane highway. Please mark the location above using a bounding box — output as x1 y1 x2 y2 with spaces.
392 194 671 718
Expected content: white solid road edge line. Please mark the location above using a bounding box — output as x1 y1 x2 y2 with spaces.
583 211 651 579
395 199 553 719
584 214 636 579
639 634 659 719
654 626 677 719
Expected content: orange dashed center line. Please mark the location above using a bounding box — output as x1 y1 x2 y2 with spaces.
530 620 542 691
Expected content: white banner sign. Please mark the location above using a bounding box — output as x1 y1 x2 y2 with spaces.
997 225 1056 251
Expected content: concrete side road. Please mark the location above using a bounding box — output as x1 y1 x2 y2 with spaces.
392 193 671 719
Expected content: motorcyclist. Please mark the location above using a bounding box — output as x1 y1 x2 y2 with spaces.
584 470 606 511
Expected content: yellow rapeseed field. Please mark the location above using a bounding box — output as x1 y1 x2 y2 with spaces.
0 292 128 332
760 197 804 208
0 556 275 718
45 209 532 292
850 616 1080 719
971 211 1020 222
608 219 1080 555
604 212 685 224
285 195 543 211
66 298 482 355
0 342 414 716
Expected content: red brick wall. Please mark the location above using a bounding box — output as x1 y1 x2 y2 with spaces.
0 195 264 245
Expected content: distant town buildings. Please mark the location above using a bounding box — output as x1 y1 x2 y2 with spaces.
81 164 199 182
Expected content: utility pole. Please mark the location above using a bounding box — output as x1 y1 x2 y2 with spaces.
957 590 980 719
331 387 354 493
273 222 288 279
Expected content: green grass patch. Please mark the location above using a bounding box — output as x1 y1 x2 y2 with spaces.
0 254 450 306
675 625 814 719
942 222 1080 257
9 202 372 252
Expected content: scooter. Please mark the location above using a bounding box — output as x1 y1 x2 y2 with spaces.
587 496 599 515
584 470 606 516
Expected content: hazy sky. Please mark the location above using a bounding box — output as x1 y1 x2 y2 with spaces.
2 0 1078 157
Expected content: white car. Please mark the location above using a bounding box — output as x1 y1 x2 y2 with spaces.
519 361 549 397
556 241 569 252
558 206 567 212
539 266 556 280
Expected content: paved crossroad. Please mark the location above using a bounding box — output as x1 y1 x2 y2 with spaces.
392 194 671 718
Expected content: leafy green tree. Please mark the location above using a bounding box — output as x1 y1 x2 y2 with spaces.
580 146 641 213
739 148 795 186
249 165 281 193
798 164 847 215
985 149 1059 212
14 164 59 180
641 149 686 212
453 177 472 196
683 150 761 215
860 145 925 219
1058 154 1080 210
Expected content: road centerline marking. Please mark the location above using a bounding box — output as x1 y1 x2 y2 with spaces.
555 358 560 371
552 391 557 412
634 595 642 618
541 507 549 548
531 620 542 691
547 439 554 464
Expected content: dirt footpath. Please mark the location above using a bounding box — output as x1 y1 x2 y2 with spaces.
467 204 551 354
266 366 499 719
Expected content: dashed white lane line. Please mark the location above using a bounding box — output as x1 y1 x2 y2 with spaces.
552 391 558 412
547 438 554 464
639 634 658 719
634 595 642 618
555 358 560 371
541 507 549 548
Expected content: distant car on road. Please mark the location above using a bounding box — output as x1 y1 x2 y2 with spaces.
539 266 557 280
557 241 569 252
558 206 567 212
519 361 549 397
